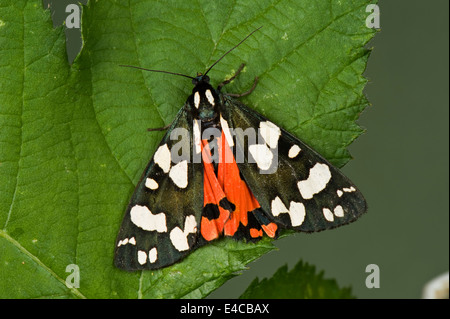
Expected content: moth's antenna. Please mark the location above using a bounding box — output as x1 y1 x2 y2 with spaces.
119 65 195 80
120 26 262 79
204 26 262 76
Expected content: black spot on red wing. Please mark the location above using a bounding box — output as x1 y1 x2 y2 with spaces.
219 197 236 212
229 212 264 242
234 225 262 242
202 203 221 220
248 211 262 229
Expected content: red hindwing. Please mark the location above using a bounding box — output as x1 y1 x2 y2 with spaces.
200 132 278 242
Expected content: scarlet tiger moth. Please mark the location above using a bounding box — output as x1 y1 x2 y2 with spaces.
114 28 367 270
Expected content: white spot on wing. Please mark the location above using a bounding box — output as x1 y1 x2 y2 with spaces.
145 178 158 190
343 186 356 193
184 215 197 234
137 250 147 265
117 237 136 247
323 205 345 222
220 114 234 147
249 144 273 170
154 144 171 173
337 186 356 197
334 205 344 217
323 208 334 222
149 247 157 263
288 144 301 158
270 196 306 227
170 215 197 251
170 227 187 251
130 205 167 232
260 121 281 149
288 201 306 227
193 119 201 154
205 89 215 106
194 91 200 109
297 163 332 199
271 196 288 216
169 160 188 188
117 238 127 247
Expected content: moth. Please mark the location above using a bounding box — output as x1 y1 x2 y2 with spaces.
114 28 367 270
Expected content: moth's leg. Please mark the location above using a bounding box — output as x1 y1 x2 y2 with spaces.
218 63 258 97
225 76 259 98
218 63 245 90
147 123 171 132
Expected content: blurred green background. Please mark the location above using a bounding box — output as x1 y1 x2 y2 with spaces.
49 0 449 298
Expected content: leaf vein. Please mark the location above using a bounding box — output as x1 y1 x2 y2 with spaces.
0 230 87 299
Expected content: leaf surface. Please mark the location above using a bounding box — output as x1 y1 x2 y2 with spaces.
0 0 375 298
239 260 355 299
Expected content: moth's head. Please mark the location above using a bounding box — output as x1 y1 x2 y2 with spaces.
189 73 220 121
192 72 210 86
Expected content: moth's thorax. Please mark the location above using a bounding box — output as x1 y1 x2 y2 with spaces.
188 80 221 123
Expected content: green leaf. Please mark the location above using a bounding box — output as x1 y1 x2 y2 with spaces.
239 260 355 299
0 0 375 298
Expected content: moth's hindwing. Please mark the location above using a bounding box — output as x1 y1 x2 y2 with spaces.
114 107 203 271
220 96 367 233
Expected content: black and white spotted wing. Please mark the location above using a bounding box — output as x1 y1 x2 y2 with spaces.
114 107 203 270
219 95 367 233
